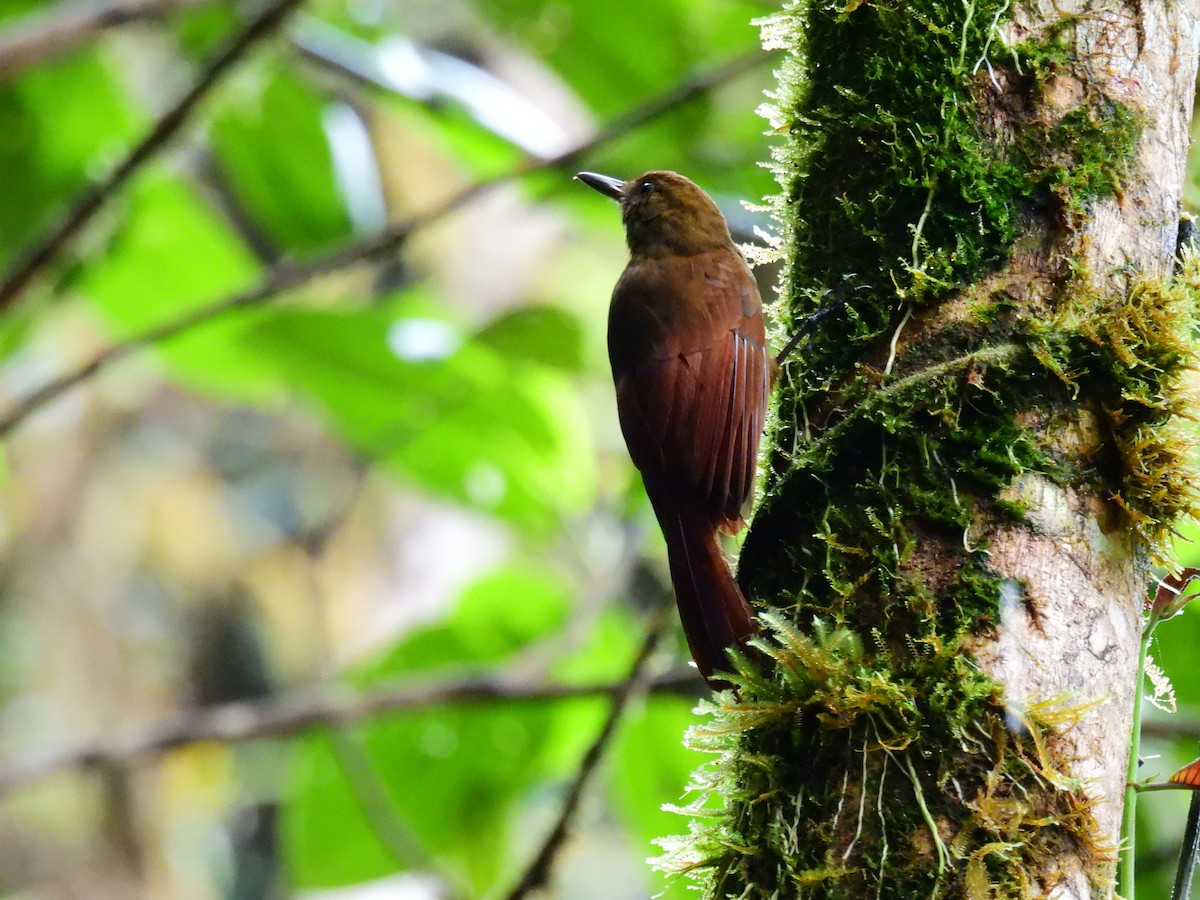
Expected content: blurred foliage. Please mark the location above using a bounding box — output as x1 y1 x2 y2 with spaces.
209 65 354 255
285 564 582 892
0 1 1195 899
0 49 141 266
0 0 770 897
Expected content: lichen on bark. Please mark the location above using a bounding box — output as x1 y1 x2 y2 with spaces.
657 2 1200 897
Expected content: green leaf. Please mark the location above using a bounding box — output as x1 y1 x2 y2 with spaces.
283 563 587 892
0 49 140 265
475 305 584 372
0 2 49 26
172 2 240 57
355 564 573 681
79 173 277 400
245 304 597 532
283 730 402 887
376 95 526 182
533 603 704 897
209 65 354 254
1150 603 1200 707
550 603 647 683
467 0 774 201
475 0 761 117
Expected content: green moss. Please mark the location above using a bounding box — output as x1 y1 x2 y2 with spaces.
656 617 1088 897
760 1 1141 401
655 1 1193 897
969 290 1021 324
990 497 1030 523
1043 101 1142 213
1008 16 1078 72
761 0 1036 377
1027 253 1200 561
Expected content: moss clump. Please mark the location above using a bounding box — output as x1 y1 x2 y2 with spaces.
656 1 1196 897
656 616 1091 897
1028 251 1200 560
1042 101 1142 213
758 0 1142 398
758 0 1036 388
989 497 1030 524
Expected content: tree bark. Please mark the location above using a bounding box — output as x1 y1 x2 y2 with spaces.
660 2 1200 897
966 3 1200 892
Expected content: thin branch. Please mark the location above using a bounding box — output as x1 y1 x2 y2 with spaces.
190 150 283 264
0 0 305 313
0 0 212 78
0 668 699 797
1142 716 1200 740
0 47 771 440
1173 790 1200 900
504 613 670 900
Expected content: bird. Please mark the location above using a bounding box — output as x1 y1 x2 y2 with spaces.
576 170 770 688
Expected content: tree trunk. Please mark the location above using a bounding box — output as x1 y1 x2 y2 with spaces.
659 2 1200 897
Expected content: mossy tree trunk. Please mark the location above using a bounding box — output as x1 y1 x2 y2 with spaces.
661 2 1200 898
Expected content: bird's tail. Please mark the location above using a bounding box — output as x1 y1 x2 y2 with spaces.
661 505 759 689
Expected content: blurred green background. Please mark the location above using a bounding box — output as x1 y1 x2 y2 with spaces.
0 1 1195 898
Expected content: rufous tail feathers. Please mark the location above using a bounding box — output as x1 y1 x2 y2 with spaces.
662 505 758 688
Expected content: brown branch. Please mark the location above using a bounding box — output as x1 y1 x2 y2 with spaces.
0 47 771 440
504 613 670 900
0 0 212 78
0 667 700 797
0 0 304 313
1142 714 1200 741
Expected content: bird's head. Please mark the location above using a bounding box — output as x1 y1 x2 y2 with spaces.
575 170 733 257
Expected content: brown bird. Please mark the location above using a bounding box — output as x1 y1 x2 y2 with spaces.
577 170 769 688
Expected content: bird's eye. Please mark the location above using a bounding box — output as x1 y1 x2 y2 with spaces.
639 180 654 195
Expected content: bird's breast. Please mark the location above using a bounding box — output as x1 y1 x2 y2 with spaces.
607 248 761 378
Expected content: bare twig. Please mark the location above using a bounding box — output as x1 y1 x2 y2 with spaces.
1142 716 1200 740
1174 789 1200 900
0 0 212 78
504 614 670 900
0 47 771 440
0 668 699 797
0 0 304 312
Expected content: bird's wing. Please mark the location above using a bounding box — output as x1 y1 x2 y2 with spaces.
609 249 769 528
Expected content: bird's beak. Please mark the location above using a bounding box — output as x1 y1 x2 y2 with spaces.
575 171 625 201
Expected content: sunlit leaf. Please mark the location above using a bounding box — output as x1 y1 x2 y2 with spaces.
283 563 587 891
0 1 47 26
355 564 572 679
78 173 280 401
172 2 240 57
612 697 706 899
0 49 140 264
210 65 354 254
245 304 597 531
474 0 761 124
1149 602 1200 708
475 305 584 372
